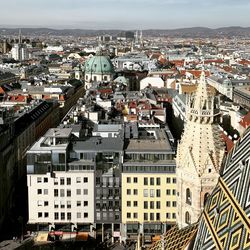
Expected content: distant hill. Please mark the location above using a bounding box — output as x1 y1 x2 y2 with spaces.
0 26 250 38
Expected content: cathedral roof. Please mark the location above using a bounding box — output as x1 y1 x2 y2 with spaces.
149 126 250 250
150 223 198 250
193 126 250 249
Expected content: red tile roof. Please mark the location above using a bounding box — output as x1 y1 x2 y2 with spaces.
220 132 234 152
239 112 250 129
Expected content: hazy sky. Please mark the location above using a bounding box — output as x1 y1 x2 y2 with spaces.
1 0 249 29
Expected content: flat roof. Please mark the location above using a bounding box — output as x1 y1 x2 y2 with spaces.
45 128 72 138
74 137 124 152
125 129 173 152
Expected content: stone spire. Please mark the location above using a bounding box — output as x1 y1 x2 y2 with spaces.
176 71 225 228
18 29 22 44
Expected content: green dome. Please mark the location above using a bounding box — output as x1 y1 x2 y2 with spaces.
84 55 114 75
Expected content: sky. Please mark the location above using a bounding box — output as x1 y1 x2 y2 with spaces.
0 0 249 29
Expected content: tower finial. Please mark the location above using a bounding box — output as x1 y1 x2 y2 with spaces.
19 29 22 44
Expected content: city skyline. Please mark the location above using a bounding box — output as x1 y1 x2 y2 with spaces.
1 0 250 29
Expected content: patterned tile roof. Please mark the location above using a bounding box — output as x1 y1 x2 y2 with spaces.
150 223 198 250
193 126 250 250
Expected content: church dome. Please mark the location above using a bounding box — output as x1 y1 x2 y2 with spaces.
84 55 114 75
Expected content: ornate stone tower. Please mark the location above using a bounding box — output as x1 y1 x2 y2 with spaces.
176 71 225 228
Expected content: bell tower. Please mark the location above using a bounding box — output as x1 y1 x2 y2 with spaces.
176 71 225 228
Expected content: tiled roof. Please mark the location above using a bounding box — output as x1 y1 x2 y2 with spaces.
150 223 198 250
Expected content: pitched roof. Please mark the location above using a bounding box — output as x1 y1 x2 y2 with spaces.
150 223 198 250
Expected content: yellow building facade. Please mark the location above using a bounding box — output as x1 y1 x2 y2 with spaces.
122 173 177 224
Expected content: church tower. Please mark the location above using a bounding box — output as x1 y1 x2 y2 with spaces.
176 71 225 228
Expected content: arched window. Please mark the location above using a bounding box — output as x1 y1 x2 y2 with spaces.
204 193 210 207
185 212 191 225
186 188 192 205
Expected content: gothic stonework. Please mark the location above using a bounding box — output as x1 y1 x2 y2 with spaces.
176 71 225 228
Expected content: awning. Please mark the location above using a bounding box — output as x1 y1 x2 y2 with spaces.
76 232 89 241
36 232 48 242
62 233 77 241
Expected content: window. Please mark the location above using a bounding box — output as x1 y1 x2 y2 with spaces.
144 177 148 185
166 213 170 219
76 189 81 195
127 189 131 195
172 189 176 195
38 212 42 218
67 201 71 208
150 201 154 209
44 212 49 218
133 189 138 195
127 213 131 219
67 189 71 197
60 178 64 185
37 177 42 183
185 212 191 224
143 189 148 197
127 177 131 183
156 201 161 209
144 201 148 209
204 193 210 206
150 177 154 185
77 201 81 207
134 201 138 207
84 212 88 218
44 177 48 183
44 189 48 195
156 178 161 185
67 213 71 220
150 213 154 221
172 213 176 219
150 189 154 197
61 213 65 220
77 212 81 219
84 201 88 207
54 189 58 197
54 178 58 185
54 212 59 220
166 189 171 195
156 189 161 197
127 201 131 207
83 177 88 183
44 201 49 206
60 201 65 208
76 177 81 183
166 201 170 207
134 213 138 219
60 189 65 197
172 178 176 184
186 188 192 205
37 189 42 195
83 189 88 195
54 201 59 208
67 178 71 185
156 213 160 221
134 177 138 183
173 201 177 207
37 201 43 206
166 177 171 183
144 213 148 220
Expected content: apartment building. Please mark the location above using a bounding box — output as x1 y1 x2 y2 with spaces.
121 123 176 243
27 128 95 235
